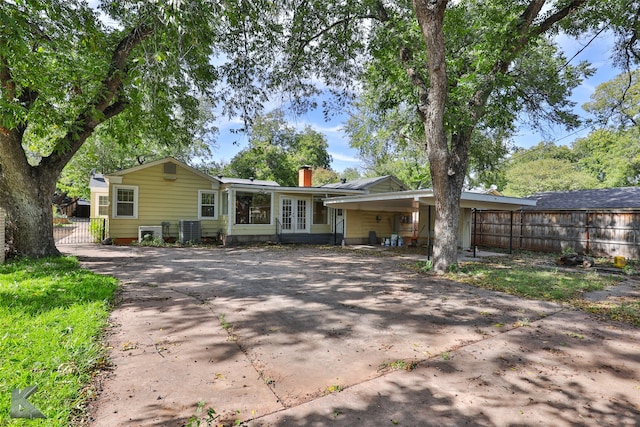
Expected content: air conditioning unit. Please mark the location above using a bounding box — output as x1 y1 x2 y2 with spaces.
179 220 201 244
138 226 163 242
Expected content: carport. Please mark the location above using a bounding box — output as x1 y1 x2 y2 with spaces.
324 189 536 255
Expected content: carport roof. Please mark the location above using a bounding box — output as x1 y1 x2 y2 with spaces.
324 189 536 212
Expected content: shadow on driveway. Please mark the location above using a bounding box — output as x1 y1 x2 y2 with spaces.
63 245 640 427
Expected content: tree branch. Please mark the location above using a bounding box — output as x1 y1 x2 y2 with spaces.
42 23 153 171
530 0 588 37
298 14 379 50
297 1 389 50
399 46 430 121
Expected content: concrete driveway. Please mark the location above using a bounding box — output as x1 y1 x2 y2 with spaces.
62 244 640 426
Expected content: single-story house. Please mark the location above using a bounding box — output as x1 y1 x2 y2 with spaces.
89 157 535 247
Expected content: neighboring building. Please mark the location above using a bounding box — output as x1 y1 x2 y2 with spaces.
523 187 640 210
89 157 535 247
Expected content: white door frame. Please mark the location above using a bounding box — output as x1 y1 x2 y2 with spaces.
280 197 309 233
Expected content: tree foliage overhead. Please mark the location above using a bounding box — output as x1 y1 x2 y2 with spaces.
224 109 332 186
274 0 640 272
0 0 285 257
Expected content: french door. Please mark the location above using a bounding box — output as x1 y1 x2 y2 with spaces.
281 197 308 233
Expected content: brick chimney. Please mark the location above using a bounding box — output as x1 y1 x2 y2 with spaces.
298 165 312 187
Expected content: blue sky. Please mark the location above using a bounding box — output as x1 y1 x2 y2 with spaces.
214 31 622 174
87 0 622 174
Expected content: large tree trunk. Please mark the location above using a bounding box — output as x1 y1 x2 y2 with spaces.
413 0 469 273
429 132 469 273
0 129 60 257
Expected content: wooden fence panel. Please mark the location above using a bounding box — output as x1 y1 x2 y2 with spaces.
474 210 640 259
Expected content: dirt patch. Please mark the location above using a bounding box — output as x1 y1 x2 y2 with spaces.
62 244 640 427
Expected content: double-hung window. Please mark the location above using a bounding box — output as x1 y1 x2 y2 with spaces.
98 195 109 217
199 190 217 219
113 185 138 218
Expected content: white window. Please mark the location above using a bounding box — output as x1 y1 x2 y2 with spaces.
221 190 229 215
113 185 138 218
98 195 109 217
198 190 217 219
235 191 271 224
312 196 327 224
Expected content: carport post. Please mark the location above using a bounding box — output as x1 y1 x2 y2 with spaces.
472 209 477 258
427 205 432 260
509 210 513 254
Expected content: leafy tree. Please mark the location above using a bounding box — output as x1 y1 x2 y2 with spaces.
312 167 340 186
0 0 278 257
341 168 362 182
583 70 640 129
58 103 217 201
345 90 431 188
503 157 601 196
572 128 640 187
571 70 640 187
224 110 332 186
279 0 613 272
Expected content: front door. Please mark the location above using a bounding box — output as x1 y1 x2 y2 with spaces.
281 197 308 233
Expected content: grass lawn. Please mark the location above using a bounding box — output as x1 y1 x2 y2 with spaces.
0 257 118 426
439 252 639 326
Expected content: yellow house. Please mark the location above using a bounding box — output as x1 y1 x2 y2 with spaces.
89 157 534 248
89 158 362 245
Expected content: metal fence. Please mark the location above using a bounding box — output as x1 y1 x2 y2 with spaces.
474 210 640 259
53 217 108 245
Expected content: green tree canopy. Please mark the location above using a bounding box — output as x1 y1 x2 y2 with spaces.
0 0 285 257
224 110 332 186
503 157 601 196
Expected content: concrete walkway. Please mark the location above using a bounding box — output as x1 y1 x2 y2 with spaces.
62 244 640 426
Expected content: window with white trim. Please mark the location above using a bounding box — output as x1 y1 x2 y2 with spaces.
312 196 327 224
235 191 271 224
98 195 109 217
199 190 217 219
113 185 138 218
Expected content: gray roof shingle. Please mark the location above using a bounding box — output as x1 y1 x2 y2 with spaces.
524 187 640 210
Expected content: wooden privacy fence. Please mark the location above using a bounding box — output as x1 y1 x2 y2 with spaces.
473 210 640 259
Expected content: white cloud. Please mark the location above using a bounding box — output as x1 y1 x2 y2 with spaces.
329 151 360 163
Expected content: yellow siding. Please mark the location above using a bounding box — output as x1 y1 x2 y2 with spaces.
90 191 108 218
109 163 222 240
345 211 395 244
343 206 470 248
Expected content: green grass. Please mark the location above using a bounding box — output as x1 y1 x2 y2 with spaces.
0 257 118 426
439 256 639 325
449 263 617 301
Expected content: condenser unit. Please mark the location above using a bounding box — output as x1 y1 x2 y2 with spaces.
138 226 163 242
179 220 201 244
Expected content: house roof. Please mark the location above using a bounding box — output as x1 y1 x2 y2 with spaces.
89 173 108 190
324 189 536 212
219 177 280 186
523 187 640 210
320 175 406 191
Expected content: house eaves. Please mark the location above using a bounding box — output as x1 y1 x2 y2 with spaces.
324 189 536 212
